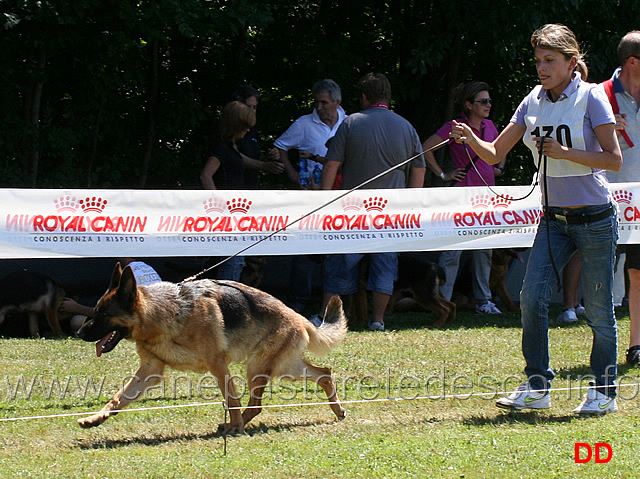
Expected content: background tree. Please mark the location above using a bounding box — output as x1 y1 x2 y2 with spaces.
0 0 636 189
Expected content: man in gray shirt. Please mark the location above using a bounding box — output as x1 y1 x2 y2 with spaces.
318 72 425 331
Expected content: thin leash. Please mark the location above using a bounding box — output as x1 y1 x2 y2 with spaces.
462 136 562 290
462 141 539 201
539 138 563 291
180 138 450 284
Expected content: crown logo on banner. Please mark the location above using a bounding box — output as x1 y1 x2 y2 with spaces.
470 194 492 209
203 197 226 213
53 195 79 213
227 198 252 214
612 189 633 204
78 196 108 213
341 197 363 212
363 196 388 212
490 195 513 209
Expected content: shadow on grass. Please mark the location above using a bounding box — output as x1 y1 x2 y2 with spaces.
76 419 326 449
354 303 627 333
346 310 524 332
462 410 576 426
556 363 640 382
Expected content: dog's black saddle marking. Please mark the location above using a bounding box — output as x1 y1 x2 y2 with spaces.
216 282 259 330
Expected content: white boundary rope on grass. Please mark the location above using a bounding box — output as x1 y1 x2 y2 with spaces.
0 400 223 423
1 382 637 423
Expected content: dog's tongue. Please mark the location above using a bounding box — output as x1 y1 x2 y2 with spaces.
95 334 112 358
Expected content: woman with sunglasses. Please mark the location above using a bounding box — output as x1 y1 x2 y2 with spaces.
424 81 506 187
423 81 507 315
451 24 622 415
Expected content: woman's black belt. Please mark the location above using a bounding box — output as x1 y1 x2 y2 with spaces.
543 205 615 225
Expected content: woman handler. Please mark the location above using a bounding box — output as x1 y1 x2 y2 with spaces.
451 24 622 415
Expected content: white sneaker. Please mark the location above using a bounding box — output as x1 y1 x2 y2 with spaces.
368 321 385 331
575 304 586 315
572 385 618 415
308 314 323 327
557 308 578 323
496 382 551 410
475 300 503 315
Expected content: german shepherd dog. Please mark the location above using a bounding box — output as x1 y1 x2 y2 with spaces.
77 263 347 434
344 253 456 328
387 254 456 327
0 271 65 338
489 248 524 312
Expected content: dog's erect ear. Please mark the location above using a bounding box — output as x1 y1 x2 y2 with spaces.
115 265 138 309
109 262 123 291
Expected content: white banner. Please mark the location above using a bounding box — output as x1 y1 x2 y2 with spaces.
1 184 639 258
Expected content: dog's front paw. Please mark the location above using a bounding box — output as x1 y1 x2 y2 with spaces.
77 413 108 428
217 422 245 435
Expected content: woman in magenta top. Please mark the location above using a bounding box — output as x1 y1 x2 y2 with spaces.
424 81 506 186
423 81 507 315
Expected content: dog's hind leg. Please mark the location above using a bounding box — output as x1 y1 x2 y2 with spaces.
44 307 63 336
446 299 457 323
241 368 271 426
208 358 245 435
293 359 346 421
27 312 40 338
48 284 65 336
78 358 165 428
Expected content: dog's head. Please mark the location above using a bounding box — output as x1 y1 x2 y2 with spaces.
77 262 138 357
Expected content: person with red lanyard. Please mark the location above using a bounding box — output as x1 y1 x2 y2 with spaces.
605 31 640 366
559 31 640 337
423 81 507 314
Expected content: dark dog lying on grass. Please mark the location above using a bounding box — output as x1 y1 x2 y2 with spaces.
345 253 456 327
387 254 456 326
0 271 65 338
452 248 524 312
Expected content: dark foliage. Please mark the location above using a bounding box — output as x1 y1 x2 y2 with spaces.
0 0 635 189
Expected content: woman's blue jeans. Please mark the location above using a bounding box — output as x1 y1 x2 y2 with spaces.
520 204 618 398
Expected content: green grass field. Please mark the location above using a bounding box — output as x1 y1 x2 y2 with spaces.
1 304 638 478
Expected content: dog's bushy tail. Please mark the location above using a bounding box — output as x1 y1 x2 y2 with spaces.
306 296 348 356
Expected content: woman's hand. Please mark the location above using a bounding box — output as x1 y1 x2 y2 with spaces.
444 168 467 182
615 113 628 131
266 147 280 161
450 120 473 143
59 297 81 314
261 160 285 174
534 136 568 159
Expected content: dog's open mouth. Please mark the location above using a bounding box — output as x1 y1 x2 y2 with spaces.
95 330 124 357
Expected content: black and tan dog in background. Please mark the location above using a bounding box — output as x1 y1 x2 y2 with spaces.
489 248 524 312
345 253 456 327
0 271 65 338
387 254 456 326
452 248 524 312
77 263 347 434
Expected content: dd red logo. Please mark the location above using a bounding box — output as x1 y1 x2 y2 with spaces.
574 443 612 463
